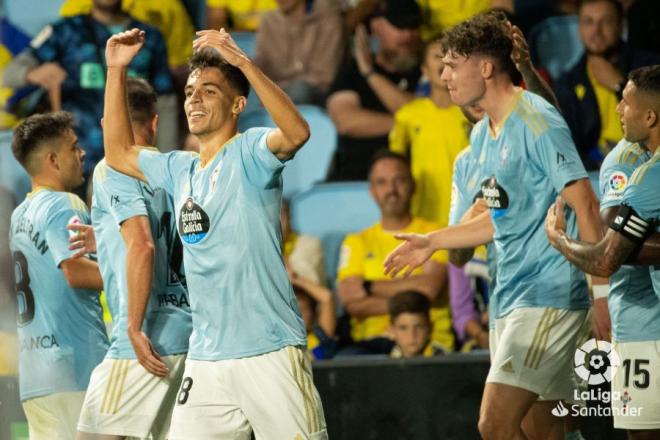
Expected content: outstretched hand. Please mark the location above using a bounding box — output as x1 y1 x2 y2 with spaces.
383 233 434 278
193 29 249 68
105 28 145 68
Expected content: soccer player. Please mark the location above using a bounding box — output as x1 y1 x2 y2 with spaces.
9 112 109 440
383 13 608 440
546 66 660 437
101 28 327 438
76 78 192 440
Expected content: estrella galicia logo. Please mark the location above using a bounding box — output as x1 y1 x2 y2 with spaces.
480 176 509 219
574 338 620 385
178 197 210 244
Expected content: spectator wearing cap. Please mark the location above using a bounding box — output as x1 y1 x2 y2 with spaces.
255 0 345 105
326 0 422 181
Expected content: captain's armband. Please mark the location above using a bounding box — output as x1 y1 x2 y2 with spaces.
610 205 653 243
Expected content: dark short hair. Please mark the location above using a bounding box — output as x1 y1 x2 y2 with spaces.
127 77 157 125
443 11 517 80
189 48 250 98
629 65 660 97
579 0 624 21
389 291 431 322
368 149 411 176
12 111 74 173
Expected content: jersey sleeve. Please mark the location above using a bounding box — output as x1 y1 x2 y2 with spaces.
621 163 660 222
45 194 91 267
336 233 365 282
529 126 587 193
239 127 286 188
138 149 195 196
599 152 636 211
104 168 148 225
449 155 470 226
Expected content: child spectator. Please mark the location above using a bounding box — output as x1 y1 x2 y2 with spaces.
388 290 447 358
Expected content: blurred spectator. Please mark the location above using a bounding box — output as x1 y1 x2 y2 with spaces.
388 290 446 358
416 0 491 40
553 0 660 170
255 0 345 105
293 277 337 360
389 34 470 227
206 0 277 31
625 0 660 55
3 0 177 182
340 0 379 34
59 0 194 70
337 151 453 354
326 0 422 180
282 199 326 285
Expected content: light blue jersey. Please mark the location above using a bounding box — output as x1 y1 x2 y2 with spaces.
449 145 497 328
599 140 659 342
9 189 109 401
136 128 306 361
470 90 590 318
621 149 660 302
92 159 192 359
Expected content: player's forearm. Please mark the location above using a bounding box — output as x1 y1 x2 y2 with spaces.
429 211 494 251
104 67 137 170
241 61 310 154
126 240 155 333
370 275 444 300
61 258 104 291
573 195 609 284
519 65 559 109
556 231 624 278
344 296 389 318
365 73 415 114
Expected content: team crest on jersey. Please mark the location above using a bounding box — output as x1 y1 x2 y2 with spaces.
480 176 509 219
607 172 627 198
178 197 210 244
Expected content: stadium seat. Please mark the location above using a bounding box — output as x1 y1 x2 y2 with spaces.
528 15 584 80
238 105 338 198
232 31 257 59
290 182 379 286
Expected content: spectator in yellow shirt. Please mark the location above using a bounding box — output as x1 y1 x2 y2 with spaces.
207 0 278 31
337 151 453 354
389 34 471 227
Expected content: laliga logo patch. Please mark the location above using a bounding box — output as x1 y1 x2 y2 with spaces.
178 197 210 244
608 172 627 195
574 338 620 385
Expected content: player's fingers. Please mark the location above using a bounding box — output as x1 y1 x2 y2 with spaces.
141 356 168 377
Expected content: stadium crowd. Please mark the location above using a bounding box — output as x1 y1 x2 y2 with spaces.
1 0 659 438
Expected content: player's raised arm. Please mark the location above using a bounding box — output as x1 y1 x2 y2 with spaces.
104 29 147 180
194 29 310 160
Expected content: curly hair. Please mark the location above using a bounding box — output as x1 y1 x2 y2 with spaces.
443 11 517 78
12 111 74 173
189 48 250 98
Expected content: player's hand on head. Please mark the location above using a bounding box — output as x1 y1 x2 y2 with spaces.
383 233 433 278
68 223 97 258
193 28 249 68
591 297 612 342
128 330 169 377
509 22 532 73
105 28 146 68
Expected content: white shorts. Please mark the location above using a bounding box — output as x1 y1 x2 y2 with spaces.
77 354 186 439
22 391 85 440
169 346 328 439
488 307 588 401
611 339 660 430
